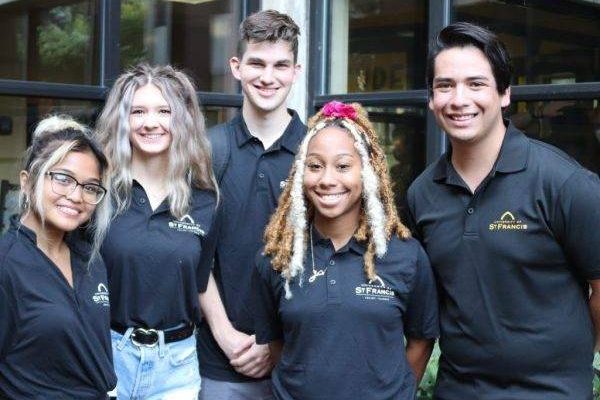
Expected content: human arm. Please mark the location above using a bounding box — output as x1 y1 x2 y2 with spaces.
406 337 434 383
553 170 600 351
230 255 284 378
403 244 439 383
589 280 600 352
198 273 253 361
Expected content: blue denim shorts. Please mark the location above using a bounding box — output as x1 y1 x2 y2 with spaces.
111 328 201 400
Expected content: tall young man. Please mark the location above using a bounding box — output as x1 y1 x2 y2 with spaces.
197 10 305 400
407 22 600 399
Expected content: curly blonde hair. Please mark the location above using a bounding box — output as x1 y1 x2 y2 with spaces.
263 102 410 298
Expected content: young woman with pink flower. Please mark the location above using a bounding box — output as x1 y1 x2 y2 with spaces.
251 101 439 399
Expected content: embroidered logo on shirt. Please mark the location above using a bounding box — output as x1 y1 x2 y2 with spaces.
168 214 206 236
489 211 528 231
354 275 395 301
93 283 110 307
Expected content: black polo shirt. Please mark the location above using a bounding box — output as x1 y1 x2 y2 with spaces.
252 228 439 400
407 122 600 400
0 218 116 399
197 110 306 382
101 182 218 329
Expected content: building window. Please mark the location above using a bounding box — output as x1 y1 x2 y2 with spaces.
0 0 100 84
328 0 428 94
120 0 242 93
204 106 239 128
508 99 599 173
454 0 600 85
365 106 426 218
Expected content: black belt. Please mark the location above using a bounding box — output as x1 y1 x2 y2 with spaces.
111 323 194 347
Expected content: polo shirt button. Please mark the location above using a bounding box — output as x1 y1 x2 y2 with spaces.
467 207 474 214
329 279 336 285
139 198 146 204
258 173 265 179
329 260 335 266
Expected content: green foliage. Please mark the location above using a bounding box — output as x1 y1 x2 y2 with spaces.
120 0 149 69
37 7 90 69
417 343 439 400
594 353 600 399
418 344 600 399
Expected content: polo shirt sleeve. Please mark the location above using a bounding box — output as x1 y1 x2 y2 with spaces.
553 169 600 280
0 282 17 358
251 254 283 345
196 203 223 293
403 244 439 339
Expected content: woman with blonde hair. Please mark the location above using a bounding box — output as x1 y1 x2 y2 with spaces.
0 115 116 398
252 101 439 399
95 64 219 398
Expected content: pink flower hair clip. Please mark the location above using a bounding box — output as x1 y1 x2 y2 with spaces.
321 101 358 120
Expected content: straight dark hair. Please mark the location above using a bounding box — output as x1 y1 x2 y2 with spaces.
426 22 512 96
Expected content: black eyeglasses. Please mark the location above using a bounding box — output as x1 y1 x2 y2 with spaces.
46 172 107 205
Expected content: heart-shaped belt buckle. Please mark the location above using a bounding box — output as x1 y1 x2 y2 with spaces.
131 328 159 347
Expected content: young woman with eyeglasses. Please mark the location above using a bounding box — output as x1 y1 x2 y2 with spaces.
252 101 439 399
95 64 219 399
0 115 116 399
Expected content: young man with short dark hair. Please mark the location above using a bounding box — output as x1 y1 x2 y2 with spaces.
408 22 600 399
197 10 305 400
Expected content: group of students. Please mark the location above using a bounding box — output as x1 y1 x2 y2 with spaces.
1 8 599 400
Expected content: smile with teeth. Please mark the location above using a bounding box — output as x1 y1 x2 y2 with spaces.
56 205 81 216
139 133 164 140
448 113 477 121
317 191 349 204
255 86 278 95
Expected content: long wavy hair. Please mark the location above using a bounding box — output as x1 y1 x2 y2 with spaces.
94 63 217 219
20 115 111 263
263 102 410 298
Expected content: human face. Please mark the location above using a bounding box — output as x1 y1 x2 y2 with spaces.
429 46 510 146
304 126 362 228
230 40 300 115
129 83 172 157
38 151 101 233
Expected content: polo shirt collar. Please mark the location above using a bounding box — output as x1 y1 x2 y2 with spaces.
10 215 89 258
433 120 529 183
234 109 304 154
10 215 36 244
493 120 529 174
132 179 170 213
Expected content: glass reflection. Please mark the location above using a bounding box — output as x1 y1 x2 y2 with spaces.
365 106 426 220
329 0 427 94
508 100 599 174
120 0 241 93
0 0 99 84
454 0 600 84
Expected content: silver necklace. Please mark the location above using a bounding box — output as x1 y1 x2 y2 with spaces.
308 226 327 283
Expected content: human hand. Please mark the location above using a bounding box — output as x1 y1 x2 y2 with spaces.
216 326 254 361
230 335 274 378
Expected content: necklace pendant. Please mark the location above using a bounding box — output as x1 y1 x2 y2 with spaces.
308 268 326 283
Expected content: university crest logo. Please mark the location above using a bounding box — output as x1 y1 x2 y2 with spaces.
93 283 110 307
168 214 206 236
354 275 396 302
489 211 528 231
